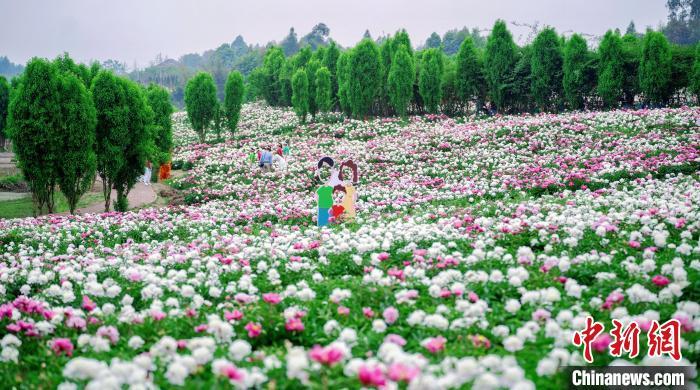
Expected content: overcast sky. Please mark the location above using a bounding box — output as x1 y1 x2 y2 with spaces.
0 0 668 68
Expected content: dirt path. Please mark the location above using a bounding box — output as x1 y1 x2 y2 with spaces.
70 181 157 215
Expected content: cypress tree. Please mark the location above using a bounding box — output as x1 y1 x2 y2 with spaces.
8 59 62 213
348 39 382 118
531 27 563 111
419 48 444 114
261 47 285 106
388 45 415 117
563 34 589 110
690 44 700 103
146 84 174 165
56 72 97 214
306 59 321 119
0 76 9 149
315 66 332 114
456 37 486 112
597 30 624 108
291 68 309 123
224 71 245 138
336 51 352 116
184 72 218 143
484 20 518 112
639 31 672 105
323 41 340 103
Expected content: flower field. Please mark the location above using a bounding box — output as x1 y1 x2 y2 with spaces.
0 103 699 389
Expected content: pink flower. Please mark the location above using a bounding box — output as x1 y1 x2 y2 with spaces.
262 293 282 304
601 291 625 310
285 318 304 332
377 252 390 261
470 334 491 349
382 307 399 324
385 334 406 346
66 316 86 330
244 322 262 338
651 275 670 287
362 307 374 318
592 333 612 353
337 306 350 316
81 296 96 312
225 310 243 322
50 338 74 356
423 336 447 354
194 324 208 333
96 326 120 344
358 365 386 388
629 240 641 248
309 345 344 366
388 363 419 383
468 292 479 303
151 310 166 321
219 363 245 381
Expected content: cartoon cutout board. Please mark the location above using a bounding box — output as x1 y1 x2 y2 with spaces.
316 157 359 226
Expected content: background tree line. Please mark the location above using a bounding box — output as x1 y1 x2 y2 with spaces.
250 20 700 120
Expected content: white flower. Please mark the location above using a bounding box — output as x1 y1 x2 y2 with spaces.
503 336 524 352
228 339 251 361
505 299 521 314
165 362 189 385
128 336 144 350
372 319 387 333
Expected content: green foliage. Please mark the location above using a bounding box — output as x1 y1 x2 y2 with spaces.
425 32 442 49
530 27 563 111
0 76 9 142
418 48 444 114
315 66 332 114
53 52 92 86
7 58 62 214
92 71 151 212
639 31 673 105
223 71 244 138
484 20 518 112
456 37 486 112
388 46 415 117
563 34 589 110
291 68 309 123
55 72 97 214
621 34 642 106
597 30 625 108
146 84 174 165
348 39 382 118
184 72 218 143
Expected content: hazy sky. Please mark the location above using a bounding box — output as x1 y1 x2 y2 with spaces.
1 0 668 68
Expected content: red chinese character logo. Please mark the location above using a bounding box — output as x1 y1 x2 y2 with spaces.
609 319 640 358
648 319 681 360
573 316 605 363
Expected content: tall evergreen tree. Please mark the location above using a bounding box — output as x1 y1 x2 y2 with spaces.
530 27 563 111
639 31 673 105
425 32 442 49
146 84 173 166
7 58 62 213
388 46 415 117
291 69 309 123
0 76 9 149
419 48 444 113
261 47 286 106
690 44 700 102
306 59 322 119
56 72 97 214
563 34 589 110
336 51 352 116
315 66 332 114
348 39 382 118
456 37 486 112
224 71 245 138
184 72 218 143
597 30 625 108
323 41 341 102
484 20 518 112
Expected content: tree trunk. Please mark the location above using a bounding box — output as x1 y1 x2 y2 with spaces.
102 176 111 212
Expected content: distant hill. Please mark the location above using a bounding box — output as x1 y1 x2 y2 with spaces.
0 56 24 79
